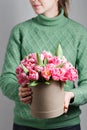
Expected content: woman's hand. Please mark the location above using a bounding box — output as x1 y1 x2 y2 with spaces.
64 91 74 113
19 85 32 104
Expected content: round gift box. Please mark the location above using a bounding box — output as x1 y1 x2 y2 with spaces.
30 81 64 119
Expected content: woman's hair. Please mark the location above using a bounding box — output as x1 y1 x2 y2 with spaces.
58 0 70 17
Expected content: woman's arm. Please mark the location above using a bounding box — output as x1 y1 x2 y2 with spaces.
70 28 87 106
0 24 22 102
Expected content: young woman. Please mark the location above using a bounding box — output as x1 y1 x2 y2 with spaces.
0 0 87 130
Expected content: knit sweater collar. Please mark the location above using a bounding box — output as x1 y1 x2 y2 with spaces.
32 9 69 31
36 9 67 26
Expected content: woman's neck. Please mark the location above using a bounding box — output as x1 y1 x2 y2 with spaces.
42 6 59 18
42 10 59 18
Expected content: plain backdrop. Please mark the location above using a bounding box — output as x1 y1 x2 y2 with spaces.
0 0 87 130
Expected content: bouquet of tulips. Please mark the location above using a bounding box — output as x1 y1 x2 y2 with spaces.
16 44 78 87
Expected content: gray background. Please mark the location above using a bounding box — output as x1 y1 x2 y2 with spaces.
0 0 87 130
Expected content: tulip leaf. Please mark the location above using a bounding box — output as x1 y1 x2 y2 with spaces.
36 53 43 66
21 64 29 74
55 44 63 58
45 81 50 85
29 81 39 87
43 58 48 66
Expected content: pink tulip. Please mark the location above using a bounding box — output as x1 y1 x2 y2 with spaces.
41 66 52 81
48 56 61 65
28 69 39 81
42 51 52 59
16 51 78 86
16 72 29 86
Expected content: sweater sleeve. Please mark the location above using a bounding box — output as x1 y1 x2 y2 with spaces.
70 29 87 106
0 25 22 102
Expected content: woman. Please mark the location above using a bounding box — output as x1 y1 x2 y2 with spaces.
0 0 87 130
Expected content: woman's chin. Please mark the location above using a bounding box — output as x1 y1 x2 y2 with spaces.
34 10 44 15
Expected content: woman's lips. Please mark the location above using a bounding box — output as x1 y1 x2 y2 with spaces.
33 5 41 8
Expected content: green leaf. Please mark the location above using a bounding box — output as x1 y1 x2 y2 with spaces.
45 81 50 85
29 81 39 87
55 44 63 58
36 53 43 66
21 64 29 74
43 58 48 66
25 55 29 60
56 63 64 68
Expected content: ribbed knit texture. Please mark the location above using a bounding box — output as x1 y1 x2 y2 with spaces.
0 10 87 129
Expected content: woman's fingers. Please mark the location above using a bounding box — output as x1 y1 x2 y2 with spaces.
64 94 70 113
64 91 74 113
20 95 32 104
64 102 69 113
19 91 32 98
19 85 31 93
18 85 32 104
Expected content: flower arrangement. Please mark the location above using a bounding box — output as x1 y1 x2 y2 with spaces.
16 44 78 87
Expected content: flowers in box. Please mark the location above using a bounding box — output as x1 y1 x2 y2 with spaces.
16 44 78 86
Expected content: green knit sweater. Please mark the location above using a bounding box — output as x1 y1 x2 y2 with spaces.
0 9 87 129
